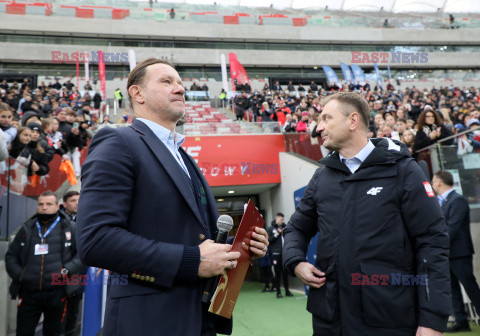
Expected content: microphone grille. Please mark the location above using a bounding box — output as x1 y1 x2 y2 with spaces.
217 215 234 232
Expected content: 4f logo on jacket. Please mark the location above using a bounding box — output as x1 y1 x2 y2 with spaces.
367 187 383 195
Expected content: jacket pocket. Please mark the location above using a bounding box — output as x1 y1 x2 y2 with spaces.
307 263 337 321
360 263 417 329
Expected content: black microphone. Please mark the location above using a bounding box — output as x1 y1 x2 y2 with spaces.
201 215 234 303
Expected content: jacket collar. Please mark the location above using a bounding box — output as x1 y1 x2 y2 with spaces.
318 138 410 174
131 119 205 227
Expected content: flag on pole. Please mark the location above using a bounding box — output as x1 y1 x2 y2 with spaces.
373 63 383 90
82 267 105 336
128 49 136 72
84 51 89 84
228 53 250 92
340 63 353 84
98 51 106 99
322 66 340 86
350 64 366 86
220 54 228 92
75 50 80 90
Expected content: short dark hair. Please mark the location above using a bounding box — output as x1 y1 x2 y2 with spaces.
275 212 284 218
321 92 370 129
63 190 80 202
39 190 57 201
434 170 454 187
127 58 175 107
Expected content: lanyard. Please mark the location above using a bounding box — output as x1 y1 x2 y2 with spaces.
36 216 60 243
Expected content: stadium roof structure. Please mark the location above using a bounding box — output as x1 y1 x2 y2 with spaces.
129 0 480 13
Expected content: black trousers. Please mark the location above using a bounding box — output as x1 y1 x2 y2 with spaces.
450 256 480 323
272 254 289 294
260 266 274 288
64 293 83 335
17 289 66 336
312 315 341 336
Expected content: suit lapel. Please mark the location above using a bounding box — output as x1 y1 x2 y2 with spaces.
441 190 456 209
131 120 204 226
180 147 219 227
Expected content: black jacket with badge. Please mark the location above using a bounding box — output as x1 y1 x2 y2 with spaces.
5 211 82 299
267 220 286 255
283 138 451 335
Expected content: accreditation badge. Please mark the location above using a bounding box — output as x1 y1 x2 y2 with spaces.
34 244 49 255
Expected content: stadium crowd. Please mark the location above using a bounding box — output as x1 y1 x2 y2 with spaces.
230 81 480 157
0 78 96 179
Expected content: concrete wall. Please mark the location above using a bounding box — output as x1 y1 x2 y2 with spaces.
1 14 480 45
2 42 480 69
263 152 319 225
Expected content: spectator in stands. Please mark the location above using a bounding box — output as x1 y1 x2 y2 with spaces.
9 127 31 159
92 91 102 110
273 100 290 125
0 103 17 146
5 190 82 336
297 84 306 92
234 92 249 121
401 129 415 154
396 118 407 139
287 81 295 92
0 79 8 91
190 82 199 91
310 81 318 92
283 114 296 133
43 117 69 161
51 79 61 90
64 80 75 92
21 111 41 127
413 109 453 153
296 112 310 133
26 122 53 176
56 109 82 154
101 115 113 125
84 82 93 91
170 8 175 19
272 81 282 92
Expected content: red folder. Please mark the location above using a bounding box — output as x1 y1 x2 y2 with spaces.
208 199 265 318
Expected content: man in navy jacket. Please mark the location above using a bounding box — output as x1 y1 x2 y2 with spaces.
283 92 451 336
76 58 269 336
433 170 480 332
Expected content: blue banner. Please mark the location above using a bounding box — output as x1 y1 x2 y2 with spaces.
82 267 105 336
350 64 366 86
373 63 383 90
293 186 318 296
322 65 340 85
340 63 353 84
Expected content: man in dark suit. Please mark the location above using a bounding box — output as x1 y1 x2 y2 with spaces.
432 170 480 332
76 58 269 336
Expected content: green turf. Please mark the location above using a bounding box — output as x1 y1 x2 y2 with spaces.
232 281 480 336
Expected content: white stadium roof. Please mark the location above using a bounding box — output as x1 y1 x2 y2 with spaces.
130 0 480 12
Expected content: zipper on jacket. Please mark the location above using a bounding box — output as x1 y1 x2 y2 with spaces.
423 258 429 301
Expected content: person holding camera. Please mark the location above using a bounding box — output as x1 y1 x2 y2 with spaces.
267 213 293 298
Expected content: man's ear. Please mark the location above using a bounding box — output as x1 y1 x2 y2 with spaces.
129 85 144 105
349 112 361 131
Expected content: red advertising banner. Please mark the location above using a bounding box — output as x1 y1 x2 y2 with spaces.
98 50 106 98
228 53 250 92
182 135 285 187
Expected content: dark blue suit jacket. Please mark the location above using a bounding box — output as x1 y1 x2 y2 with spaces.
76 120 231 335
441 190 474 259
